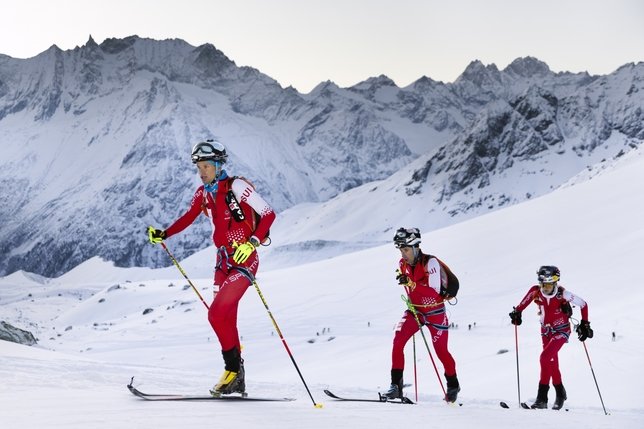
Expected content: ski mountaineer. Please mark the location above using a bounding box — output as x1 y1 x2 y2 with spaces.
147 139 275 397
384 227 460 402
509 266 593 410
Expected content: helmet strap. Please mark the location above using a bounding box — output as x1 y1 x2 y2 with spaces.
410 247 420 265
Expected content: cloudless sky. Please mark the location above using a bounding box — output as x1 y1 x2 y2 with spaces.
1 0 643 93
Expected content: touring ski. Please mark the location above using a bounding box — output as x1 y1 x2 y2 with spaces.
323 389 414 404
500 401 531 409
127 378 295 402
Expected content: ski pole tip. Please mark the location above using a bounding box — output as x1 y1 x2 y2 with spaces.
314 403 324 408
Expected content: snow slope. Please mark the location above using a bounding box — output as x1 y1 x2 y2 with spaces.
1 148 643 428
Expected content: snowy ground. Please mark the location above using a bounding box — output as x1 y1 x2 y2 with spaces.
2 150 644 428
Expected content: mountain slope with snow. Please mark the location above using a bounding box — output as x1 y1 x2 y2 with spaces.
0 36 642 278
1 136 643 428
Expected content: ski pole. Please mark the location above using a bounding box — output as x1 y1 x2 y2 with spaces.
401 294 447 399
234 266 322 408
412 334 418 402
160 242 210 310
582 341 608 415
513 316 522 408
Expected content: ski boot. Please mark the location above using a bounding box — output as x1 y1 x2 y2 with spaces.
383 382 402 400
445 374 461 403
211 364 245 396
382 369 403 400
530 384 549 409
552 384 567 410
210 347 246 396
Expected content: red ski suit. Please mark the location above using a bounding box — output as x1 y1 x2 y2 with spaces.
165 176 275 353
514 284 588 385
392 253 456 376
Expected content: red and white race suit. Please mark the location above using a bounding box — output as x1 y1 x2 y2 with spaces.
164 176 275 353
514 284 589 385
392 253 457 377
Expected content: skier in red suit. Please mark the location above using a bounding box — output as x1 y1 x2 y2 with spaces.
509 266 593 410
384 227 460 403
147 139 275 396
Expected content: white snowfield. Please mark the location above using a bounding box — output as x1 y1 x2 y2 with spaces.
1 149 643 428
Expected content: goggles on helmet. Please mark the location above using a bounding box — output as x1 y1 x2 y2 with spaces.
191 140 227 164
393 227 421 248
537 266 560 283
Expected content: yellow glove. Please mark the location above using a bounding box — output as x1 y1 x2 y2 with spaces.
232 240 256 264
147 226 166 244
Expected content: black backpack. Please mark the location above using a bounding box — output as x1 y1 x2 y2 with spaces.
426 254 459 298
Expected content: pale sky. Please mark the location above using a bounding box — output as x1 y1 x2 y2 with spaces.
1 0 643 93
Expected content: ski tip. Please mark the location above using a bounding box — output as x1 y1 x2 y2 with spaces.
520 402 531 409
499 401 509 409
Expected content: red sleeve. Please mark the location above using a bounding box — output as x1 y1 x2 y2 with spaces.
515 285 539 312
253 210 275 243
164 187 204 239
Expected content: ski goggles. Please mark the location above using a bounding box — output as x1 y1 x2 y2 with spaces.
191 141 226 164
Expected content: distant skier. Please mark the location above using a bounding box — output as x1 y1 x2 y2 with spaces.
147 139 275 396
509 266 593 410
384 227 460 402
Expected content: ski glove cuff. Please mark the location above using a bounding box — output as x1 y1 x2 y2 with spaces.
147 226 166 244
232 240 256 264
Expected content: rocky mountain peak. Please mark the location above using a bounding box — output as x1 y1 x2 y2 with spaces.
504 56 551 78
99 35 139 54
456 60 502 86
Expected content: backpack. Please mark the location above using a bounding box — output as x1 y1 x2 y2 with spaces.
426 254 459 298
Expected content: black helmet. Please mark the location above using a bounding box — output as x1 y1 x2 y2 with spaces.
537 265 560 283
393 227 421 248
191 139 227 164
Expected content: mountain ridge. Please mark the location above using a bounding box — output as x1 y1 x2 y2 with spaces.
0 35 641 276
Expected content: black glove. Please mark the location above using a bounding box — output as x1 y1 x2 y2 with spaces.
509 309 522 326
576 320 593 341
395 270 409 286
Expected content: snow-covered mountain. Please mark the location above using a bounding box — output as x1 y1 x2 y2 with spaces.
0 35 642 277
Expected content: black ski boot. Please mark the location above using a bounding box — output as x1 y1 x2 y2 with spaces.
445 374 461 403
530 384 549 409
383 369 404 399
211 347 245 396
552 384 567 410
